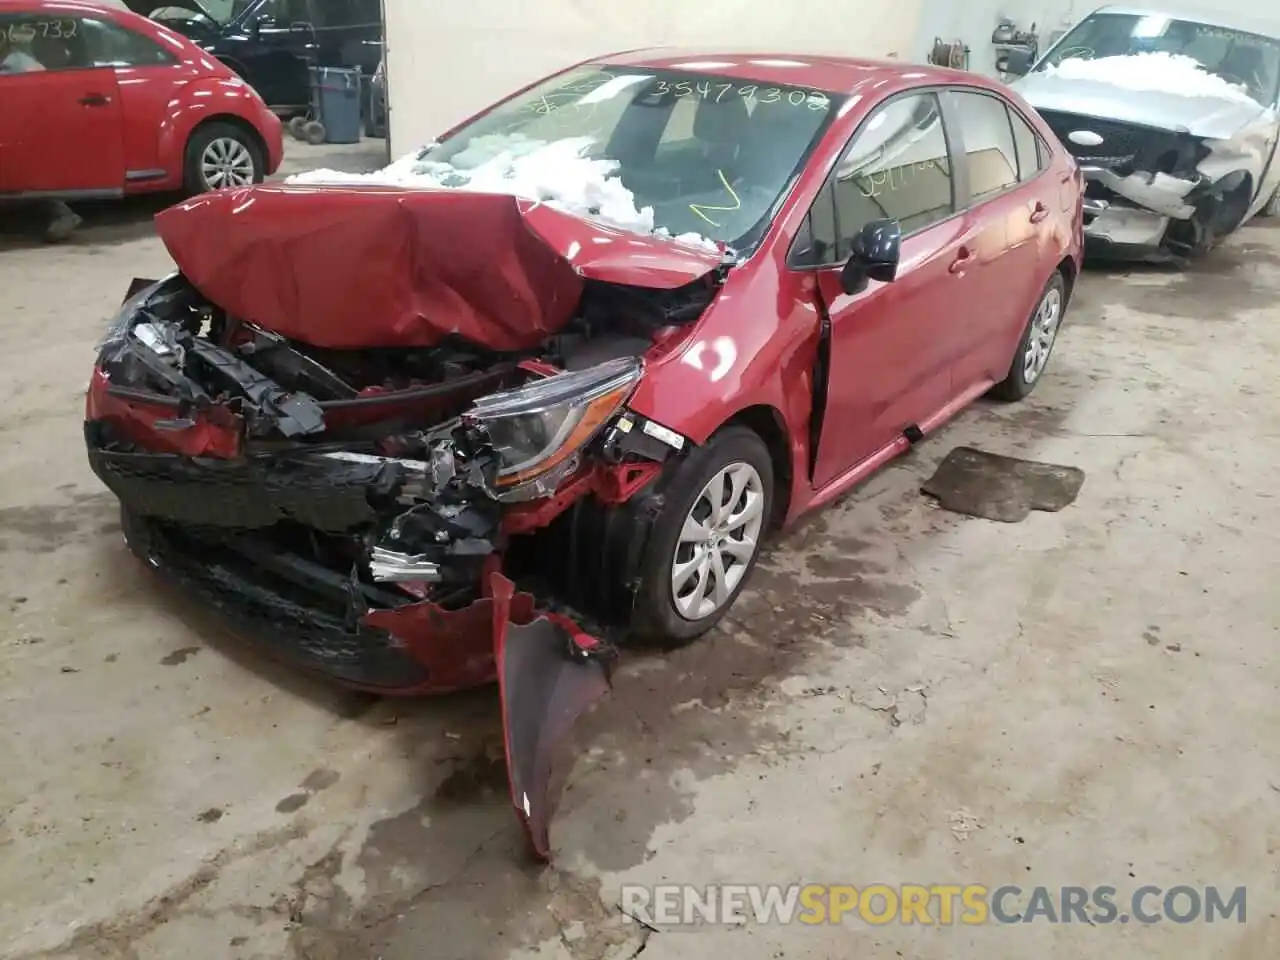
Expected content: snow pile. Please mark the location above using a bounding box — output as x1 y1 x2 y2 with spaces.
1046 52 1260 105
287 134 718 252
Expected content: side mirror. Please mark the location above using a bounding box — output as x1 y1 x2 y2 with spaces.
1003 48 1035 77
839 219 902 295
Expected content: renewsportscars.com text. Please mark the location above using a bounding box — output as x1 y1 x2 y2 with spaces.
619 883 1248 927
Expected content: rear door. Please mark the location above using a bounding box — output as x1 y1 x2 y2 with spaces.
0 11 124 195
790 90 977 487
80 14 185 182
941 88 1053 392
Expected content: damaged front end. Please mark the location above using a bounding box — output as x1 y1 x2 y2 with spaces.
1036 109 1257 261
85 258 707 857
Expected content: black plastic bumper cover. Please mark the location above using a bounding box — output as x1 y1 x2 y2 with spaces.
86 425 400 532
119 507 431 690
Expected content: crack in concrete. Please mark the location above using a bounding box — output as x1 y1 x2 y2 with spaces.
11 821 310 959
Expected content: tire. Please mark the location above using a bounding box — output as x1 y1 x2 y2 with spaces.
303 120 327 145
990 270 1067 402
183 122 264 196
629 426 774 647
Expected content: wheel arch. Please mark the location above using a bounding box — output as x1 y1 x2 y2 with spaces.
1056 254 1077 305
720 403 793 528
186 114 269 164
179 115 269 192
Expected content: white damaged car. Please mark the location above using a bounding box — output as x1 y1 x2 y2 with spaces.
1005 4 1280 262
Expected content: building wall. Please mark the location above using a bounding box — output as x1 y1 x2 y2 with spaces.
386 0 1280 154
384 0 925 155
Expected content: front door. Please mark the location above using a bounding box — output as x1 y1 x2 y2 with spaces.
80 13 187 180
0 11 123 195
790 91 977 489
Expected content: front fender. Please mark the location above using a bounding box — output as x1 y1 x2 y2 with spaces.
627 264 817 475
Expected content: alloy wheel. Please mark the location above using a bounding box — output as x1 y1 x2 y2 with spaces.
1023 284 1062 384
200 137 256 190
670 461 766 621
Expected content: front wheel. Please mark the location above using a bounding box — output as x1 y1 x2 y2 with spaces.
990 271 1067 402
630 426 774 647
183 122 264 195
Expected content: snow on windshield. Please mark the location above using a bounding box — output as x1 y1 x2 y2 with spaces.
1046 51 1261 106
287 134 719 252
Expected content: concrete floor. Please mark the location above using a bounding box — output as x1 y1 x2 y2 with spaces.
1 140 1277 960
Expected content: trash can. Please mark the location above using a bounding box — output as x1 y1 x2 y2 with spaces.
308 66 363 144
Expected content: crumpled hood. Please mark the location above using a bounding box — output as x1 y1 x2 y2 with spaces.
1015 71 1268 139
154 184 723 351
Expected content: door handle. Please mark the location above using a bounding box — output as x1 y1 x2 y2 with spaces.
1030 201 1050 223
79 93 110 107
948 246 973 274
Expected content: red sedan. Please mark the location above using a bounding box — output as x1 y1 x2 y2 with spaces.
84 52 1082 856
0 0 283 199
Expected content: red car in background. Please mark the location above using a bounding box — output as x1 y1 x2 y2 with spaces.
0 0 282 200
83 53 1083 857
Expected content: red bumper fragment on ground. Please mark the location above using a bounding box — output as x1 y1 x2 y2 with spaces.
491 574 614 859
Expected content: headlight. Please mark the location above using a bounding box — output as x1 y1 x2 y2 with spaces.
98 274 175 351
467 356 642 500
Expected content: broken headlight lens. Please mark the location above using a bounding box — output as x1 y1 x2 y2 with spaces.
98 274 176 351
467 357 643 500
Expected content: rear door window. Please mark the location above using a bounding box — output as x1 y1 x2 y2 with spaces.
948 90 1020 202
1008 107 1047 181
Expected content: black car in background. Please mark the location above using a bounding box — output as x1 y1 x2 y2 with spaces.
132 0 381 116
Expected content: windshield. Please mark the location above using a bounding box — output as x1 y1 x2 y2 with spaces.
148 0 240 26
1039 12 1280 104
421 66 840 249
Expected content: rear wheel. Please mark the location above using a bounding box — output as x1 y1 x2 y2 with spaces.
183 122 263 195
990 271 1067 401
629 426 774 647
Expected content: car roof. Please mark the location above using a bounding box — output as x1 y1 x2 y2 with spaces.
1 0 132 12
1090 3 1280 39
595 49 996 98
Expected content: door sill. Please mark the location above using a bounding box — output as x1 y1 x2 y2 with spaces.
804 377 996 514
0 188 123 201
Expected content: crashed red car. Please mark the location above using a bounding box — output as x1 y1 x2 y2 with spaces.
85 52 1082 856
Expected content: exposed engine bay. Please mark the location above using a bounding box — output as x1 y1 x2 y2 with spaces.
88 268 718 620
1037 108 1264 260
84 263 720 858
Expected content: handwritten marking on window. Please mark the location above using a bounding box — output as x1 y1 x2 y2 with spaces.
847 160 948 199
6 19 78 41
651 79 830 111
689 170 742 228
